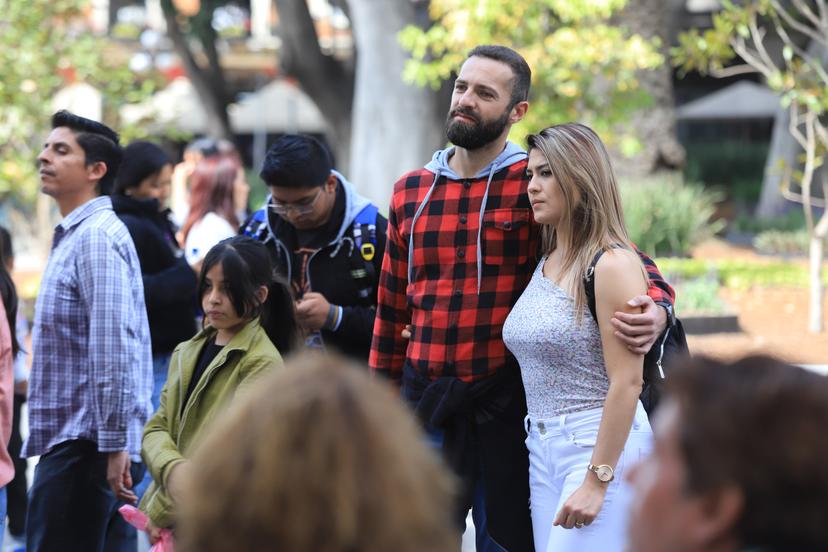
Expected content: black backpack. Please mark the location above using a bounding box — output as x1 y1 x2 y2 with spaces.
584 249 689 419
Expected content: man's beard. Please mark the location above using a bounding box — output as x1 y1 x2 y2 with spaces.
445 106 511 150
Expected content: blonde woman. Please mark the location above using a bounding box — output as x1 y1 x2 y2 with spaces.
502 123 655 551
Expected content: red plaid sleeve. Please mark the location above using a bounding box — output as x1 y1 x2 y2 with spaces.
369 181 410 384
635 248 676 307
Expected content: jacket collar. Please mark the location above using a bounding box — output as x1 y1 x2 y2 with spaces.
185 317 264 360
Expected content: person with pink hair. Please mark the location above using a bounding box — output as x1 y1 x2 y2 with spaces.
181 156 248 269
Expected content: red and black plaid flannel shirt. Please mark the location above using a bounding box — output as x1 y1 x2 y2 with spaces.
369 157 675 384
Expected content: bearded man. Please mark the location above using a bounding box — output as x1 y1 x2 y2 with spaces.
370 45 675 551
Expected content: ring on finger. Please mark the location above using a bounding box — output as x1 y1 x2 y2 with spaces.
575 521 585 528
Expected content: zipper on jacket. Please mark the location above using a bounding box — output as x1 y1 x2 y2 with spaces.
177 347 238 442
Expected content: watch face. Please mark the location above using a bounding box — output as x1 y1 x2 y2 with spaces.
596 465 613 482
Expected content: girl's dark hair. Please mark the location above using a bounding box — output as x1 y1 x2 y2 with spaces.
198 236 299 354
114 141 172 196
0 227 20 357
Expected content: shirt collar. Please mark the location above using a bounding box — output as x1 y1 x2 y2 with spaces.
58 196 112 233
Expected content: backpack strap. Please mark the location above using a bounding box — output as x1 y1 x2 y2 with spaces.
352 203 379 262
583 248 606 322
584 244 628 321
241 208 270 241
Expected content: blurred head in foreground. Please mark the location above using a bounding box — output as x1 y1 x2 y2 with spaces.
627 355 828 552
178 352 458 552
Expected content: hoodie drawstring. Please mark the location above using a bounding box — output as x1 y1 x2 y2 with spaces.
475 164 497 294
331 236 355 258
407 164 497 295
408 169 441 285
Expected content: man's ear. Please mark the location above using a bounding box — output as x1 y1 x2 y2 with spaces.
688 486 744 548
324 173 338 192
87 161 108 187
510 100 529 124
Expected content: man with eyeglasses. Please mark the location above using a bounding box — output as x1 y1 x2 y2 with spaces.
242 134 387 361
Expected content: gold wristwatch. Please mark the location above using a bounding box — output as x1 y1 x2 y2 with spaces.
588 463 615 483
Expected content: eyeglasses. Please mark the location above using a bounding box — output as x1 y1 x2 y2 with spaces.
268 188 323 216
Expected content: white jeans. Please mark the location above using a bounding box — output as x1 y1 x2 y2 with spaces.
524 402 652 552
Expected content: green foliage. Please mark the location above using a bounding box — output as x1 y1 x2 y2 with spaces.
621 173 725 257
732 209 806 233
398 0 663 150
656 257 828 289
673 0 828 119
753 229 809 255
246 168 267 212
673 277 727 315
0 0 158 207
683 141 768 204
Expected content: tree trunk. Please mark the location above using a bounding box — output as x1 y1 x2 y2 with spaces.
612 0 685 177
808 234 824 332
347 0 445 209
161 0 233 141
273 0 355 173
756 106 799 217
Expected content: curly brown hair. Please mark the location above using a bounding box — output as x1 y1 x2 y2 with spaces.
177 352 458 552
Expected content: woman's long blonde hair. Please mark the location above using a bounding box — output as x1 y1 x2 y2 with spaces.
177 352 458 552
526 123 637 319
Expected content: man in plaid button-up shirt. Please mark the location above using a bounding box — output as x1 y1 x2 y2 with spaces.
370 46 674 550
24 112 152 551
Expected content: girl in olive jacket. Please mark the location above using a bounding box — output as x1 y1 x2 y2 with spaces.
140 236 299 538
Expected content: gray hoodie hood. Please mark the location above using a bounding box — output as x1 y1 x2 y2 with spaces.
264 169 371 246
424 141 527 179
409 141 527 294
331 169 372 243
262 170 373 285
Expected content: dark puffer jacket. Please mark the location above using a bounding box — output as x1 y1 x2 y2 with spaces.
242 172 387 361
112 195 198 355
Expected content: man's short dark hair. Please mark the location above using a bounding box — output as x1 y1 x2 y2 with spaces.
466 45 531 107
259 134 332 190
51 110 122 196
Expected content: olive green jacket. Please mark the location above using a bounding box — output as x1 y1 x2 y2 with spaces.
139 319 283 527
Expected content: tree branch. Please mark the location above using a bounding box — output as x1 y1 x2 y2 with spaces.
710 64 760 78
160 0 232 139
816 0 828 29
273 0 354 119
814 117 828 150
819 173 828 239
770 10 828 86
801 109 816 232
781 186 828 208
191 1 229 107
749 15 779 71
789 105 808 149
771 0 828 47
731 37 777 80
792 0 824 30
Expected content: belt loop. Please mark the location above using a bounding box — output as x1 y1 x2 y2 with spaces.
524 415 531 434
559 412 568 439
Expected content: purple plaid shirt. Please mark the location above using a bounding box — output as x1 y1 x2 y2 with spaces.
23 196 153 460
